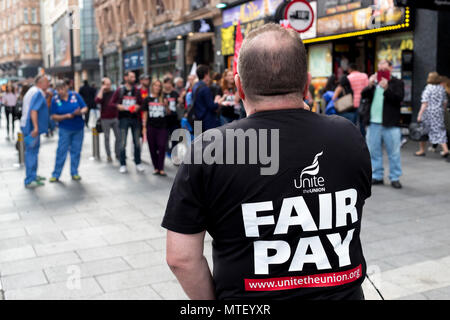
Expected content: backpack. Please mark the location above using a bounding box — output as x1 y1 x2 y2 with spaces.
186 83 207 129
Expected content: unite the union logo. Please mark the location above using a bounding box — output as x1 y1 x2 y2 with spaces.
294 151 326 192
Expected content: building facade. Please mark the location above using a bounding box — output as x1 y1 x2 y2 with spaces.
94 0 223 86
41 0 99 90
0 0 43 80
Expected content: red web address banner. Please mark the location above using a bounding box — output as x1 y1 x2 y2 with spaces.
245 265 362 291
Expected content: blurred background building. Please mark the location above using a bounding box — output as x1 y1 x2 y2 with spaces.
0 0 43 84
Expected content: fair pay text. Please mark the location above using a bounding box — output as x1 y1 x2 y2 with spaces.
242 188 358 274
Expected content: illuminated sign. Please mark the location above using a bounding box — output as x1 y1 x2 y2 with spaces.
304 5 411 44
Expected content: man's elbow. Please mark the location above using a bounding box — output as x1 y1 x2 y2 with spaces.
166 251 192 271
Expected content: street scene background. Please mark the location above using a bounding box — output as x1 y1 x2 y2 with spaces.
1 116 450 300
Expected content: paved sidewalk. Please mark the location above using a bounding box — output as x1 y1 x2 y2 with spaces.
0 118 449 300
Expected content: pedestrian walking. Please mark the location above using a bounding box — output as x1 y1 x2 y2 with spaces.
192 65 223 133
20 75 50 188
2 84 18 140
162 76 181 159
49 80 88 182
79 80 97 128
361 59 405 189
142 80 170 176
219 69 240 125
347 64 369 136
415 72 449 158
163 24 372 300
110 71 145 174
95 77 120 163
332 73 357 124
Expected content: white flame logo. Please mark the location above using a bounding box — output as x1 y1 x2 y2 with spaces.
300 151 324 180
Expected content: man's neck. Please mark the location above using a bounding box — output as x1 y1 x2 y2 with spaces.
125 83 133 90
244 97 308 117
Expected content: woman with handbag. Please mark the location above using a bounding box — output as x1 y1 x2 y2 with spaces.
332 75 357 124
2 84 18 140
415 72 449 158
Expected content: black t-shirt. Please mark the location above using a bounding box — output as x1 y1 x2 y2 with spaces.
142 95 167 129
115 86 142 120
221 87 238 119
162 109 372 300
164 90 180 128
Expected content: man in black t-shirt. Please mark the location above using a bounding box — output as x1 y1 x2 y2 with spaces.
162 24 372 300
109 71 144 174
162 76 181 158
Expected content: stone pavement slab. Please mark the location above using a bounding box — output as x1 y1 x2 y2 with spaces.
0 117 450 300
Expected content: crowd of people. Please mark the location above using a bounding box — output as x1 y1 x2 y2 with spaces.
3 57 448 188
15 65 248 187
320 60 450 189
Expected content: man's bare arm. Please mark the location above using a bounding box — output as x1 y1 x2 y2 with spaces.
166 230 216 300
30 110 39 137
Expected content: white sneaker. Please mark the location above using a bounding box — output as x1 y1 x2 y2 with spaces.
119 166 128 174
136 164 145 173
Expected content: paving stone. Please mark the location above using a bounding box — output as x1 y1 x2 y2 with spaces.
91 286 162 300
34 237 108 256
0 252 82 276
95 265 175 292
76 241 153 262
151 280 188 300
1 270 48 290
44 257 131 283
4 278 104 300
0 245 36 263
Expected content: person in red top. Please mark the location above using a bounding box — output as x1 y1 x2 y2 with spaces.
95 77 120 162
333 63 369 135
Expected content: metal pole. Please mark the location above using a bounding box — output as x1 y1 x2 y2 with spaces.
15 132 25 168
90 128 101 161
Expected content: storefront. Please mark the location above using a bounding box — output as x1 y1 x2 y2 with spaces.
103 43 120 88
123 35 145 79
149 39 183 81
300 0 414 125
147 22 192 80
219 0 284 71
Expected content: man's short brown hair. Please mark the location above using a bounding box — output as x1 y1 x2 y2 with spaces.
237 23 308 101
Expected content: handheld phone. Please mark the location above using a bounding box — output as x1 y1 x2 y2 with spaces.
377 70 391 83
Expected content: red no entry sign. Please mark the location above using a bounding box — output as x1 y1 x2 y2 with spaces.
284 0 315 33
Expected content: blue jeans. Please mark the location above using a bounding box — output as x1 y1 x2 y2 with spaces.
119 117 141 166
24 135 41 185
52 128 84 178
366 123 402 182
338 111 358 125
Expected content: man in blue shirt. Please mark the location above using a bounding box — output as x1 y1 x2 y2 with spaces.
49 80 88 182
20 75 50 188
192 65 224 132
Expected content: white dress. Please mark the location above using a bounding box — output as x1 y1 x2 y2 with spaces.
421 84 448 144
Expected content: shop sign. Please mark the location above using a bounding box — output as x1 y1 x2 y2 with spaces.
221 25 235 56
103 42 118 56
147 22 193 43
222 0 284 27
221 18 267 56
53 14 72 68
123 35 143 50
193 19 214 33
124 50 144 71
317 2 407 37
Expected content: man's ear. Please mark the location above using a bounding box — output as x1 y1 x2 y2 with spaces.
235 74 246 101
303 72 312 99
